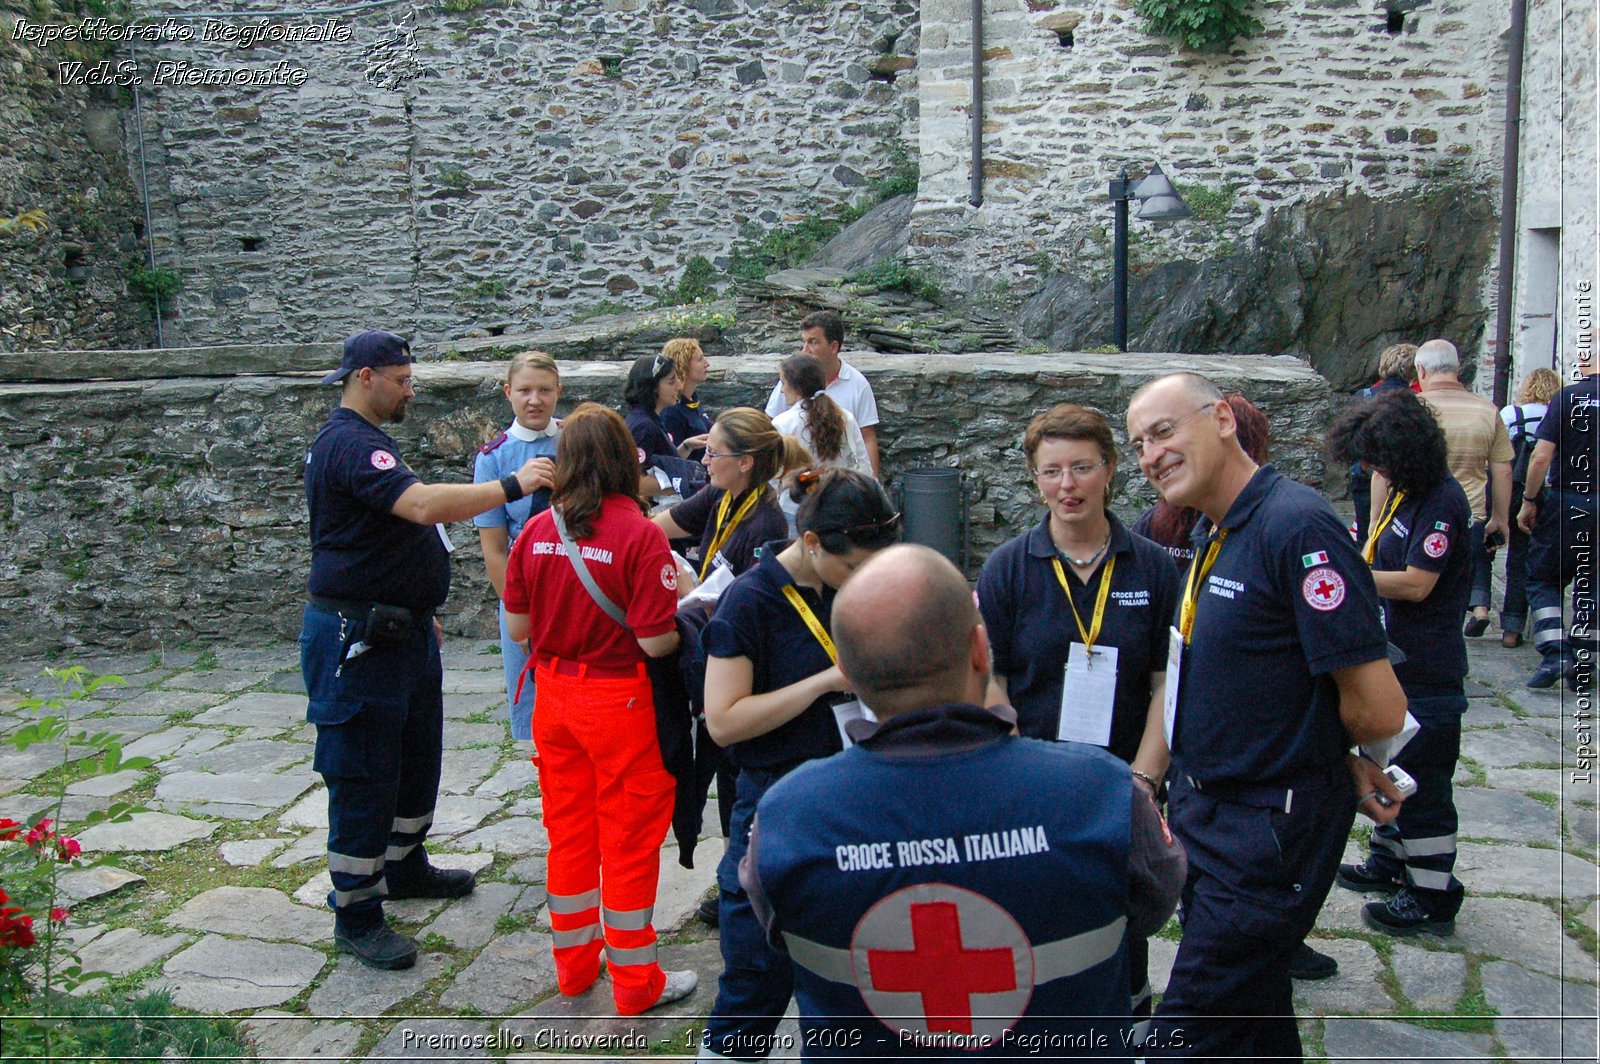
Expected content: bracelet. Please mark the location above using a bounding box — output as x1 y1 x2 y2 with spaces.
1131 769 1161 792
1523 494 1541 504
500 474 525 503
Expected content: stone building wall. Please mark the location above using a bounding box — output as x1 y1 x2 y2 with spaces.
0 350 1336 656
911 0 1510 300
100 0 919 348
0 0 158 352
1509 0 1597 384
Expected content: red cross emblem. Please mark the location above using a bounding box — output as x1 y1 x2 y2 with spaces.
850 883 1033 1044
1301 567 1346 611
370 449 397 471
1423 532 1449 559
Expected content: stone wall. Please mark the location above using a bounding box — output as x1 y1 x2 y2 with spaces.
0 0 157 352
912 0 1510 307
0 350 1338 656
91 0 918 348
1509 0 1598 383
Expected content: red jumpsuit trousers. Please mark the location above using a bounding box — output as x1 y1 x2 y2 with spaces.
533 658 676 1015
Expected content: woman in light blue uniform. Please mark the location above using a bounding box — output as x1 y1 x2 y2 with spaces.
473 351 561 740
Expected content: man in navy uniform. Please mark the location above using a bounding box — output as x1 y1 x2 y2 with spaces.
1520 355 1599 691
302 329 550 969
1125 372 1408 1062
742 544 1185 1059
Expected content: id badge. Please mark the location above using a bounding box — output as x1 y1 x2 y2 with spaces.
1164 626 1183 748
832 699 876 748
1057 644 1118 746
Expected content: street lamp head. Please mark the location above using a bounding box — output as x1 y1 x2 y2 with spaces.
1131 163 1191 221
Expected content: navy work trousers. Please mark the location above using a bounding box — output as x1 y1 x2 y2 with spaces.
1364 721 1464 918
300 603 444 933
1149 763 1354 1064
1528 489 1598 671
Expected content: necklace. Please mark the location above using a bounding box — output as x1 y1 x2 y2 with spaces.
1059 532 1111 569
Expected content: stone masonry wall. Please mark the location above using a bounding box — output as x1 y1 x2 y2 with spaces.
912 0 1509 295
0 350 1337 656
87 0 918 348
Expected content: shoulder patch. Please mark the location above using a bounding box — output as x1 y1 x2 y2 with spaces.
1301 567 1346 612
479 431 508 456
370 449 397 471
1423 531 1449 559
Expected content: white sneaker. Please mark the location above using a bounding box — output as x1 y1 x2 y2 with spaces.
643 969 698 1011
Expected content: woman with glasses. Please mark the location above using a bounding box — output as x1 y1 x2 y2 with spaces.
501 403 697 1016
623 352 685 463
660 338 714 462
653 408 800 581
974 402 1180 1038
697 469 899 1063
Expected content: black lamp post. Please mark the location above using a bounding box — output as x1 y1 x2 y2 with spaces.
1109 163 1191 351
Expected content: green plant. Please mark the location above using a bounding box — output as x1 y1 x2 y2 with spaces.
845 257 943 302
655 255 718 306
454 278 510 303
571 299 631 322
2 667 150 1034
1180 181 1237 223
870 138 919 200
126 264 182 312
436 164 472 190
658 301 736 334
599 55 624 78
0 988 249 1062
1135 0 1263 52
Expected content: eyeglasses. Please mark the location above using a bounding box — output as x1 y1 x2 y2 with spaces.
703 447 748 461
1129 405 1214 456
1031 460 1109 482
375 369 416 391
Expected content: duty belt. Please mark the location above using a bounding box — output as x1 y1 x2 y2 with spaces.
308 595 433 628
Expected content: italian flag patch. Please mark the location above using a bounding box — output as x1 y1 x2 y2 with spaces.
1301 550 1329 568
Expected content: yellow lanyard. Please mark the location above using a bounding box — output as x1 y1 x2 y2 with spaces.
780 584 839 665
1362 489 1407 564
1178 530 1228 645
1050 555 1117 653
699 487 763 580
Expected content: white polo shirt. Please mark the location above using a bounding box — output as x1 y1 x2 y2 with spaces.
764 358 880 430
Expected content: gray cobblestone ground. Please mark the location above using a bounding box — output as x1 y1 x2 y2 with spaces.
0 631 1594 1061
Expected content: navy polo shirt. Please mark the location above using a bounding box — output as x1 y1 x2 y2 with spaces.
977 513 1180 762
1536 376 1599 494
1373 477 1472 705
662 395 712 461
304 407 450 613
703 544 845 771
670 484 787 577
626 405 678 462
1176 466 1388 784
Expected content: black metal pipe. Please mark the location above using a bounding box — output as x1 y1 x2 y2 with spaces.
970 0 983 207
1111 169 1130 351
1493 0 1527 407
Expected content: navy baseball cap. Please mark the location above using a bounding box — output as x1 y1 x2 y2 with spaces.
322 330 414 384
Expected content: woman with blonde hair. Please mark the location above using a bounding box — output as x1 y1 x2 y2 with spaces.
1497 367 1562 646
653 407 801 581
502 403 696 1016
660 337 713 461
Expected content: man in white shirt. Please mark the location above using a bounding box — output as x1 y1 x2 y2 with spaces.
763 310 881 476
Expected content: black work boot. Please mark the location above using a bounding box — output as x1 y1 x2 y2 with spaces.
386 862 476 900
335 921 418 970
1336 856 1404 894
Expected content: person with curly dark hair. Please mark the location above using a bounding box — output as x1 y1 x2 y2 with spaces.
1325 388 1472 938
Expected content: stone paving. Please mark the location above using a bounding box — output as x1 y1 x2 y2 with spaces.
0 635 1595 1062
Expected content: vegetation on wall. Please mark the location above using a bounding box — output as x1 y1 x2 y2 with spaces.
126 264 182 312
653 255 718 306
1135 0 1263 52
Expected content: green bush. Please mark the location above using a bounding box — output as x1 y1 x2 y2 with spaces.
1180 182 1236 223
845 257 943 302
1 989 251 1062
126 265 181 311
1135 0 1263 52
656 255 718 306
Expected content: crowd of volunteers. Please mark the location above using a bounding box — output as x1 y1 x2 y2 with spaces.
300 316 1594 1057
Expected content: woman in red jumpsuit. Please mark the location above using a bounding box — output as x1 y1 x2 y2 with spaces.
503 402 697 1015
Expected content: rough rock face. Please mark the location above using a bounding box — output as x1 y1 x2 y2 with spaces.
807 194 914 273
0 351 1337 655
1018 189 1497 390
0 5 156 353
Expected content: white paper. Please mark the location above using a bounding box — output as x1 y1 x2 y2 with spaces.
1164 626 1183 749
832 698 875 748
1360 711 1421 768
1057 643 1119 746
435 523 456 553
677 561 735 609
